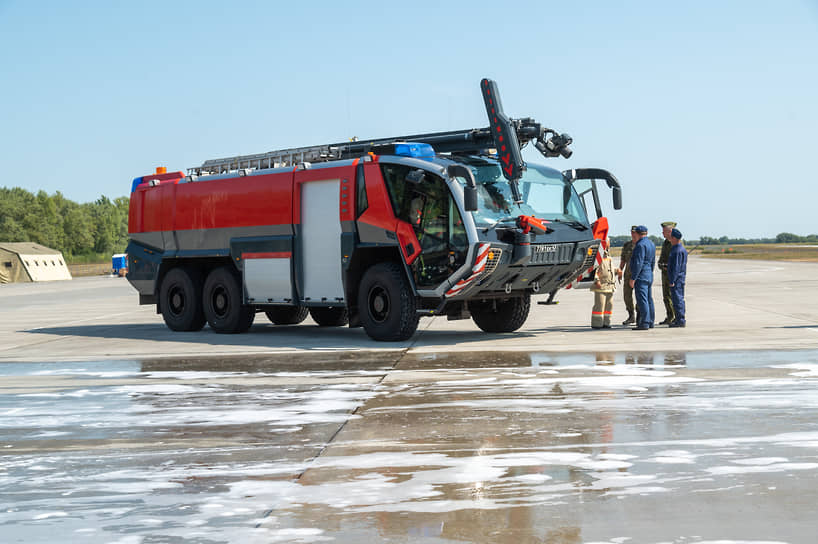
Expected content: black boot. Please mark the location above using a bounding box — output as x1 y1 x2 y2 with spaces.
622 312 635 325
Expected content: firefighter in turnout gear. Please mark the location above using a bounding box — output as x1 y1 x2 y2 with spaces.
617 226 638 325
591 238 617 328
658 221 677 325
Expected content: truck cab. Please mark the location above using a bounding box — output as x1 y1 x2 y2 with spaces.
348 151 618 338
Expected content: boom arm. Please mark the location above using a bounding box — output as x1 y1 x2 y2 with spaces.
481 78 525 201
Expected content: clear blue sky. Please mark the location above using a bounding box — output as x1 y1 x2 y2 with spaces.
1 1 816 239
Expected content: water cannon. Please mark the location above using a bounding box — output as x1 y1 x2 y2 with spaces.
535 130 573 159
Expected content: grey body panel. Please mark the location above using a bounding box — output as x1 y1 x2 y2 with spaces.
131 225 292 254
244 257 293 303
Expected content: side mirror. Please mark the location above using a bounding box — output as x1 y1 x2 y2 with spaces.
612 186 622 210
566 168 623 212
464 186 478 212
447 164 479 212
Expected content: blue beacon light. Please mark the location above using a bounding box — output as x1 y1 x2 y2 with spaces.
393 142 435 159
130 177 144 193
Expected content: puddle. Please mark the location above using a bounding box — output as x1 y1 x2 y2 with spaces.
1 350 817 542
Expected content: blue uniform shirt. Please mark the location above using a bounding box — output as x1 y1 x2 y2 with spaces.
668 243 688 285
629 237 656 283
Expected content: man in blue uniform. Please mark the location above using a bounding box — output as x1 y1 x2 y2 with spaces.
628 225 655 330
667 228 688 328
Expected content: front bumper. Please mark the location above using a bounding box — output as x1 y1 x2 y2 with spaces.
455 239 599 298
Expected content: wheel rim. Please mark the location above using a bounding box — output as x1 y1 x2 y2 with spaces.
211 284 229 318
169 285 185 317
367 285 390 324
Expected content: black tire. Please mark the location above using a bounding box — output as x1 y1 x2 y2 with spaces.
357 262 419 341
159 267 206 332
202 266 255 333
309 306 349 327
470 295 531 333
265 306 309 325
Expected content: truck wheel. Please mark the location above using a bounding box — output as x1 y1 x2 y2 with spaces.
265 306 309 325
203 266 255 333
358 262 419 341
470 295 530 333
159 267 206 332
309 307 349 327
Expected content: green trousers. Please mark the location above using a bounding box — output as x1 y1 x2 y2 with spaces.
661 271 675 322
623 272 634 315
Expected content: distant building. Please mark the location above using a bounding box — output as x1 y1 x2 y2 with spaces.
0 243 72 284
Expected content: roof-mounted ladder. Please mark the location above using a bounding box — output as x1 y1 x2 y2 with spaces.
186 79 574 197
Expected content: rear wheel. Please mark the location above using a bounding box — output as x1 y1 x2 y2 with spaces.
470 295 530 333
357 262 419 341
159 267 206 332
265 306 309 325
203 266 255 333
309 307 349 327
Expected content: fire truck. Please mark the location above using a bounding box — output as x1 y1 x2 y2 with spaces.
126 79 621 341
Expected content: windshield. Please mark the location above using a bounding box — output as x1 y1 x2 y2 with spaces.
453 158 589 227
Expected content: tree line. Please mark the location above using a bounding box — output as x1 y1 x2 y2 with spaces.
0 187 129 262
609 232 818 247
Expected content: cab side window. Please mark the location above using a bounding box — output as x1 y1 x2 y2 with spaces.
355 163 368 217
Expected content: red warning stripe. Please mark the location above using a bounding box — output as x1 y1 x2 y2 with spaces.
242 252 292 259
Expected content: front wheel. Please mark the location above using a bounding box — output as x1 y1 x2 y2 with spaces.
309 307 349 327
470 295 530 333
203 266 255 333
357 262 419 341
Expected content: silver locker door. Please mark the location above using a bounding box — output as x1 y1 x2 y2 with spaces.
300 179 344 303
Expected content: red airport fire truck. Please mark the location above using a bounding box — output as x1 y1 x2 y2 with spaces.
126 79 622 341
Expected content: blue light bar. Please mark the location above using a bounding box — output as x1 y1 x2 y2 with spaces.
393 142 435 159
130 177 144 193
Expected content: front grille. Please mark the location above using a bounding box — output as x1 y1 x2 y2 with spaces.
529 243 574 265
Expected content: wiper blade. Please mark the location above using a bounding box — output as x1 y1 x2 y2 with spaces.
485 216 517 230
551 218 588 231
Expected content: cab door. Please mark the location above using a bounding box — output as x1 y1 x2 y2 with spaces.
379 163 468 290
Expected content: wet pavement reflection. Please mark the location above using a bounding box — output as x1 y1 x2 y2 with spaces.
2 350 818 543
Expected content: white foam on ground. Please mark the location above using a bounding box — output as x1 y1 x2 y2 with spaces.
222 448 639 515
772 363 818 377
115 384 209 395
265 528 333 543
730 457 789 466
707 462 818 475
645 450 698 464
694 541 789 544
509 473 553 483
33 511 68 520
604 486 669 496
